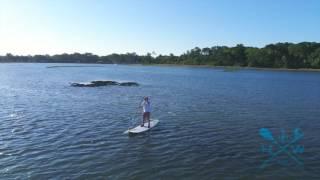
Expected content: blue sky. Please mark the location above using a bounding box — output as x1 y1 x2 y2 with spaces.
1 0 319 55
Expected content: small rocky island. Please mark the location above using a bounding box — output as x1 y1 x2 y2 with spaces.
71 80 139 87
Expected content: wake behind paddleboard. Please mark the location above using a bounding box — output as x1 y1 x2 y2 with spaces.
124 119 159 134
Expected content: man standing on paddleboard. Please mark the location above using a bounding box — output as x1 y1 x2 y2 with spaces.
140 97 151 128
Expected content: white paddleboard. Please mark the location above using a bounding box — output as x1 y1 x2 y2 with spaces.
124 119 159 134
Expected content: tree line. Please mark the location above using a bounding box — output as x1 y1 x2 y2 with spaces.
1 42 320 69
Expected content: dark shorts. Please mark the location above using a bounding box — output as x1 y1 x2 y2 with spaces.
143 112 150 119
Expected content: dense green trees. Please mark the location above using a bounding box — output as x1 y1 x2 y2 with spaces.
1 42 320 69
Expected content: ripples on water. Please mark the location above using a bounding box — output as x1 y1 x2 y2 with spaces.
0 63 320 179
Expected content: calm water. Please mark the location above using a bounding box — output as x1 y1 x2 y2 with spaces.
0 63 319 179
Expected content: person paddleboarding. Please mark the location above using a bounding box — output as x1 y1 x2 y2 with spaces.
123 96 159 134
140 96 151 128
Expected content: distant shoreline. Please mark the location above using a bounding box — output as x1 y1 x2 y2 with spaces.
1 62 320 72
130 63 320 72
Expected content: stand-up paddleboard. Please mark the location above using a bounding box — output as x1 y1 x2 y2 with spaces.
124 119 159 134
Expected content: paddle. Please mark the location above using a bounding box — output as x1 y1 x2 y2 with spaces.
293 128 303 140
259 128 274 142
259 128 303 168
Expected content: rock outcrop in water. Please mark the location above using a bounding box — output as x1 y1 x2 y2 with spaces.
118 82 140 86
70 80 139 87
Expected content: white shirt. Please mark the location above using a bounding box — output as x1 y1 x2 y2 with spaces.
141 100 151 113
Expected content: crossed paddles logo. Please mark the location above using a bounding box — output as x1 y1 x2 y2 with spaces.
259 128 304 169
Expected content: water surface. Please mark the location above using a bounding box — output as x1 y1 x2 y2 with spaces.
0 63 319 179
